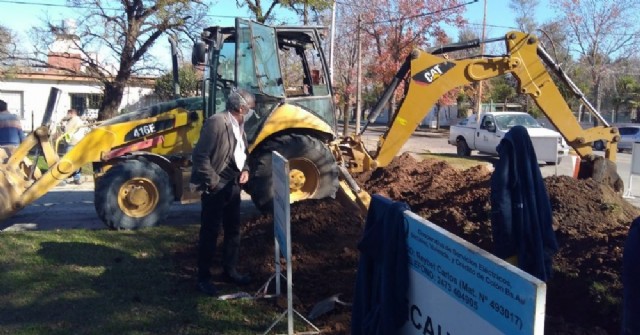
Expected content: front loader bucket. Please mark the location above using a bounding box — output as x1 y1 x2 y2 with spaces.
0 161 31 221
578 155 624 193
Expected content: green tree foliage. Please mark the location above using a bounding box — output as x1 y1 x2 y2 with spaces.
610 75 640 122
487 75 517 106
21 0 209 120
154 63 201 100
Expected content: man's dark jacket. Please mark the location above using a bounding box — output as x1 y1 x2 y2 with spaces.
190 112 249 192
490 125 558 282
352 195 410 335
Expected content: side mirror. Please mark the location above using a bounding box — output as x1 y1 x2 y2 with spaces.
485 121 496 132
192 42 207 66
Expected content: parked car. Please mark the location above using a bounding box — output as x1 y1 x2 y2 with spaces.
617 126 640 152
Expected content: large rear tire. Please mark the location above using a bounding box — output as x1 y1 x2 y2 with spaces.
247 134 339 213
95 158 173 230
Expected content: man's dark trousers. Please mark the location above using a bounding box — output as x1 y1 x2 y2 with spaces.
197 179 241 282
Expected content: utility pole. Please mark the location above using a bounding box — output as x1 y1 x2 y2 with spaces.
329 1 336 85
355 14 362 134
476 0 487 120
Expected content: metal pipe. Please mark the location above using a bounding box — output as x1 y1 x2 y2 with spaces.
537 45 609 127
360 57 410 134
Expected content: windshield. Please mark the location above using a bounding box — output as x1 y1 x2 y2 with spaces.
619 127 640 136
494 114 542 130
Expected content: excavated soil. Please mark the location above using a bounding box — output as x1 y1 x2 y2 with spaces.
182 153 640 334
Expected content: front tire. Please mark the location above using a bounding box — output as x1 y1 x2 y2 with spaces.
456 138 471 156
95 158 173 230
247 134 339 213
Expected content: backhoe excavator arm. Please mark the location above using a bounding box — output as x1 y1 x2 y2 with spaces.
334 31 622 214
372 31 619 167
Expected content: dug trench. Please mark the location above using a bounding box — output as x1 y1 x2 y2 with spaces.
180 153 639 334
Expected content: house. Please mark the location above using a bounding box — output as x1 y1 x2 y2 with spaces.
0 20 158 132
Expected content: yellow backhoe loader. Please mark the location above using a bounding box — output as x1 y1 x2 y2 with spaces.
0 19 622 229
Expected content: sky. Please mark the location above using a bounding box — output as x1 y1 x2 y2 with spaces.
0 0 556 70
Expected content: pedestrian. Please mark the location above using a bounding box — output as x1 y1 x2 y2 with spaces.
0 99 25 153
61 108 86 184
190 87 254 296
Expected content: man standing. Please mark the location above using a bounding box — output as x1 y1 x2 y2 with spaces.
61 108 85 184
190 88 255 296
0 99 25 151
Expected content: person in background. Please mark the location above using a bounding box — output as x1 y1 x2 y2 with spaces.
0 99 25 152
190 88 254 296
61 108 86 184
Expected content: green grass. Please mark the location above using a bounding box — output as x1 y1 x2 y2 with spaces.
0 226 290 335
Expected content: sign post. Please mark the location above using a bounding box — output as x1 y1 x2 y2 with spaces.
262 151 319 335
624 142 640 198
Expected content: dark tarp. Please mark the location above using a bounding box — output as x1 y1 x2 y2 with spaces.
622 217 640 335
351 194 410 335
490 125 559 281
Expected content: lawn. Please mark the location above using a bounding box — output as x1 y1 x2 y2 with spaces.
0 226 290 335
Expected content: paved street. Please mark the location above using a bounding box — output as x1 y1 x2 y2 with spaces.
2 126 640 232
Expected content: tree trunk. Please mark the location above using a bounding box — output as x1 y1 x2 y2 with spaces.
389 95 396 127
99 81 125 121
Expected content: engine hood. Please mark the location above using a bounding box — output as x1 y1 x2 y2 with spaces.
520 127 561 138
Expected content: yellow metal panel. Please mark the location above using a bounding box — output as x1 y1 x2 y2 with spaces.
375 53 511 167
249 104 334 152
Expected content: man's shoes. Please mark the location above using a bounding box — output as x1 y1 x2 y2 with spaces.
222 271 252 285
197 281 218 296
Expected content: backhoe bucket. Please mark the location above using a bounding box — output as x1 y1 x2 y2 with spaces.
0 158 31 221
578 155 624 193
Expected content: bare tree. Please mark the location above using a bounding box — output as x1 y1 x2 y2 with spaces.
19 0 210 120
236 0 333 24
509 0 539 33
0 25 17 77
554 0 640 113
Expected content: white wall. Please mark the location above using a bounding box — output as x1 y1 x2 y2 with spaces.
0 77 155 131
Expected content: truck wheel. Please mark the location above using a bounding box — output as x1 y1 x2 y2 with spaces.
456 139 471 156
95 158 173 230
247 134 339 213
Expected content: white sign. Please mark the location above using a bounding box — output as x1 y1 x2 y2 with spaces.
625 142 640 198
401 211 546 335
631 142 640 175
272 151 290 261
271 151 294 335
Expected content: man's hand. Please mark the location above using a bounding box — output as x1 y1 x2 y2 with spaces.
239 170 249 185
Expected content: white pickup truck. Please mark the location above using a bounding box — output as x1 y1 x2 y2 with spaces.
448 112 570 165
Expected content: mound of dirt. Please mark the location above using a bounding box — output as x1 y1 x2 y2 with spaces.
215 152 639 334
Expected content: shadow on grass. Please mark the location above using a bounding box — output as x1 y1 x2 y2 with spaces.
0 240 271 334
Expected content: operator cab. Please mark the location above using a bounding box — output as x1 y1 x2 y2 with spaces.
192 19 336 144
